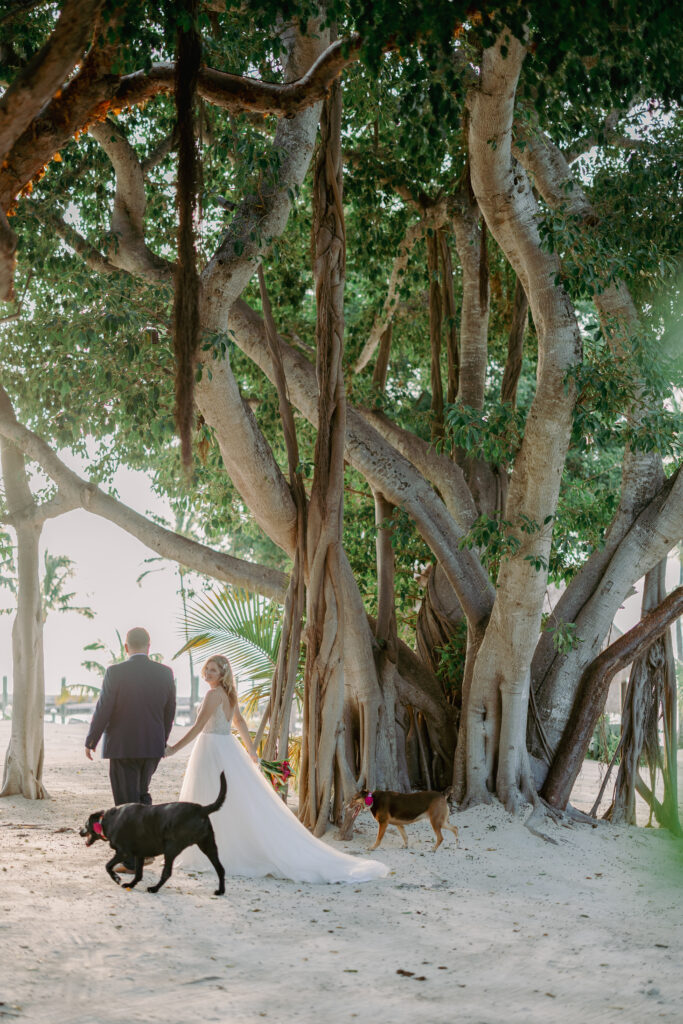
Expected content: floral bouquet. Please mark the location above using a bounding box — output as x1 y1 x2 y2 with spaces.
259 758 293 792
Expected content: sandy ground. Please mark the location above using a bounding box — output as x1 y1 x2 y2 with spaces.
1 722 682 1024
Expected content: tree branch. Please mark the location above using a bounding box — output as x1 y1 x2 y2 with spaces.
0 388 288 602
227 298 495 628
115 35 362 117
89 119 175 282
26 201 126 278
0 0 102 162
542 583 683 809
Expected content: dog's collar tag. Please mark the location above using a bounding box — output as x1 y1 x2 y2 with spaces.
364 792 373 806
93 821 103 836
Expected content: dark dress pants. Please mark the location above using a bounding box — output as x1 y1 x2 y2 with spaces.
109 757 161 806
109 757 160 869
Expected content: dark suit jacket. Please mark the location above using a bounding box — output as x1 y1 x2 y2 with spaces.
85 655 176 759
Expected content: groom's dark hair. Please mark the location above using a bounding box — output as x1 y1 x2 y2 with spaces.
126 627 151 652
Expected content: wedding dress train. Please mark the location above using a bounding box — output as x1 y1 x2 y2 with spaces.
176 703 388 883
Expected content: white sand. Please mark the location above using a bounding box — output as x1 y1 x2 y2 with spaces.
1 721 681 1024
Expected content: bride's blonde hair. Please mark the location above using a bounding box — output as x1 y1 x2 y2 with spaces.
202 655 237 705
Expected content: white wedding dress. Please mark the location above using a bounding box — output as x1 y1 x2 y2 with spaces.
176 702 388 884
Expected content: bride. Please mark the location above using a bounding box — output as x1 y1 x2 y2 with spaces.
165 654 388 884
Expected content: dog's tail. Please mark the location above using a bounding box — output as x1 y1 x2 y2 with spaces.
203 771 227 815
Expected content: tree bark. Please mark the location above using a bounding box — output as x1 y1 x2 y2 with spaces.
299 71 347 835
0 436 47 798
228 299 495 628
426 230 444 438
257 266 307 766
532 466 683 775
611 561 680 833
438 229 459 405
542 584 683 810
500 275 528 407
459 30 582 811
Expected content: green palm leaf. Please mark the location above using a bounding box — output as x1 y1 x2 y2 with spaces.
175 587 282 683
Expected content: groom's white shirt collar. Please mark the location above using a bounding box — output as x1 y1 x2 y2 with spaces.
128 652 148 658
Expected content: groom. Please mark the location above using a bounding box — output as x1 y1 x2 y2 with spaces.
85 627 176 812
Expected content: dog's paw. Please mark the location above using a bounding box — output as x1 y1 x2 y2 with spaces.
147 885 160 893
213 887 225 896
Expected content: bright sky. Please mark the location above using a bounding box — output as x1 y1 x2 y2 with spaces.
1 456 200 698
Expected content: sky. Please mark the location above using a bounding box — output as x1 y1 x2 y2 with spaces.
0 457 202 699
0 450 680 701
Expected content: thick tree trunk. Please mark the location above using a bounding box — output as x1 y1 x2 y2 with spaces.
257 266 307 765
299 73 347 835
0 437 47 799
459 31 581 812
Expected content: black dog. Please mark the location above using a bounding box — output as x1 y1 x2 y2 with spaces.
80 772 227 894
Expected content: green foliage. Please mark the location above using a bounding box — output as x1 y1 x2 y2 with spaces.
0 551 95 622
458 511 553 582
443 401 526 466
176 586 306 718
587 714 621 764
541 617 583 654
433 618 468 707
176 587 282 679
565 322 683 462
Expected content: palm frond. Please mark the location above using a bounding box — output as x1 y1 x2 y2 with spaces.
175 587 282 683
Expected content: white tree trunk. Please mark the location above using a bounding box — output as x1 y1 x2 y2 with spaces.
0 436 47 799
460 31 582 809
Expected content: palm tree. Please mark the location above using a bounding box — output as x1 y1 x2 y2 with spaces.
175 586 303 724
0 550 94 623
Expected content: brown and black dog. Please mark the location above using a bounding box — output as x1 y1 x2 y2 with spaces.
348 788 459 851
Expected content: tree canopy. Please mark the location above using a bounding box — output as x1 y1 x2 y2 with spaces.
0 2 681 827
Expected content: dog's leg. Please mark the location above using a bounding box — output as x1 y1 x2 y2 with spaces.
430 800 449 850
369 819 389 850
147 852 175 893
196 834 226 896
395 824 409 848
444 823 459 845
105 854 122 885
122 856 144 889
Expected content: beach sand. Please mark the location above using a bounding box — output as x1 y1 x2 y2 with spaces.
0 721 681 1024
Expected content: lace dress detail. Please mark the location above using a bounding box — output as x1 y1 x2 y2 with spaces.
202 701 233 735
176 700 388 884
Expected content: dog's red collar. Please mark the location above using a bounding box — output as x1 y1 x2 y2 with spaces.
93 818 106 839
364 791 373 807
